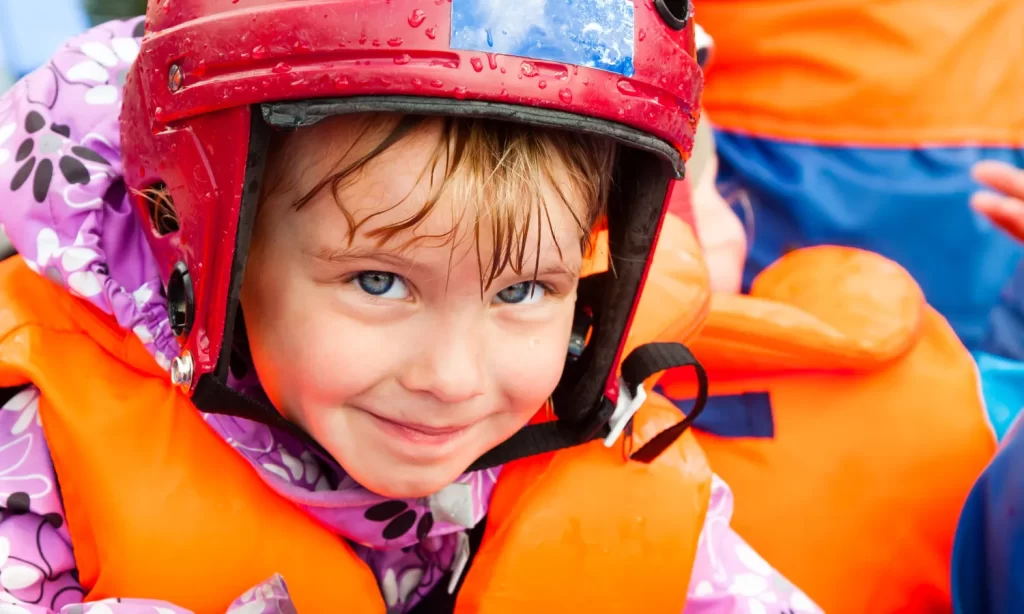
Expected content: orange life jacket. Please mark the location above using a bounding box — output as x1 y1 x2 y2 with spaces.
0 244 711 613
657 246 996 613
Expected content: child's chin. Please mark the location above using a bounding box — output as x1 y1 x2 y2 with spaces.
355 461 467 499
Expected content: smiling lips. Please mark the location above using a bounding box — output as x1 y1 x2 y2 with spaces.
366 409 475 444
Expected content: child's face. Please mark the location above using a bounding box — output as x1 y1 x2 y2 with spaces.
241 116 586 498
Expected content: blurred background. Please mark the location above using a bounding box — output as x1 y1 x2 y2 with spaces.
0 0 145 92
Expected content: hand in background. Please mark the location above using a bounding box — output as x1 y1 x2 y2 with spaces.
972 160 1024 242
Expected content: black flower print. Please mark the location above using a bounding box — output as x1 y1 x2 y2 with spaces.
0 490 84 607
4 491 31 515
9 111 110 203
365 500 435 541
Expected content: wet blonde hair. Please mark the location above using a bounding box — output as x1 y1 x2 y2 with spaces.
262 113 618 290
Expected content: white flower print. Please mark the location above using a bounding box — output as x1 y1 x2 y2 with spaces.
0 123 15 167
66 38 139 107
30 227 105 298
0 434 52 499
727 542 819 612
265 446 328 487
300 450 320 486
0 537 42 597
381 566 423 608
132 283 154 309
0 390 39 437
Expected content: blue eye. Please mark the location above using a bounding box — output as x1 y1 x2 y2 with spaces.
495 282 546 305
355 272 410 300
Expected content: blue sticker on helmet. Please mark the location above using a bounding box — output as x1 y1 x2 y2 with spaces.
450 0 635 78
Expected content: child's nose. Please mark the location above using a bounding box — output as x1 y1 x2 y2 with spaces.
399 325 486 404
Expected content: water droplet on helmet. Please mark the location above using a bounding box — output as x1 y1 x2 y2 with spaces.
272 62 292 74
538 80 547 89
487 53 498 70
470 58 484 72
638 28 647 42
425 27 437 40
408 8 427 27
387 37 404 47
559 88 572 103
616 79 638 96
394 54 412 65
252 45 267 59
454 86 468 98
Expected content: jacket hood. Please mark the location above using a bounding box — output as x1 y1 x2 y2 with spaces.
0 17 178 369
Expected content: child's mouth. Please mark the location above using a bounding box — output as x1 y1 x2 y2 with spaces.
364 410 474 445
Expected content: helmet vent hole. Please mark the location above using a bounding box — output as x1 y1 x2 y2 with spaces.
134 181 180 236
167 261 195 339
654 0 690 30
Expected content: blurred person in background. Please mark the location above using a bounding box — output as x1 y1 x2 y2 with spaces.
696 1 1024 437
662 112 996 614
672 2 1023 611
952 160 1024 614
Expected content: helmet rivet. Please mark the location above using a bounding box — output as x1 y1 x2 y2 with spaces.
168 64 184 92
170 351 194 390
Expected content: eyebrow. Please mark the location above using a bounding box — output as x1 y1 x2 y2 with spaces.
305 245 581 279
304 246 424 274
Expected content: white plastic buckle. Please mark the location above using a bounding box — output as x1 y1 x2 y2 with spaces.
603 377 647 447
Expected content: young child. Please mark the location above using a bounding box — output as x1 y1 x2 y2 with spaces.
0 2 818 613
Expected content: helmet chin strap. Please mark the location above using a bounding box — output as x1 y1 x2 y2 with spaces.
189 337 708 473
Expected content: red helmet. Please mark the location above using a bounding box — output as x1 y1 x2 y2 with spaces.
121 0 708 467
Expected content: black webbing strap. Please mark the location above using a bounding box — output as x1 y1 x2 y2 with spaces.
463 417 608 473
466 342 708 471
192 341 707 472
626 342 708 462
192 375 335 461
